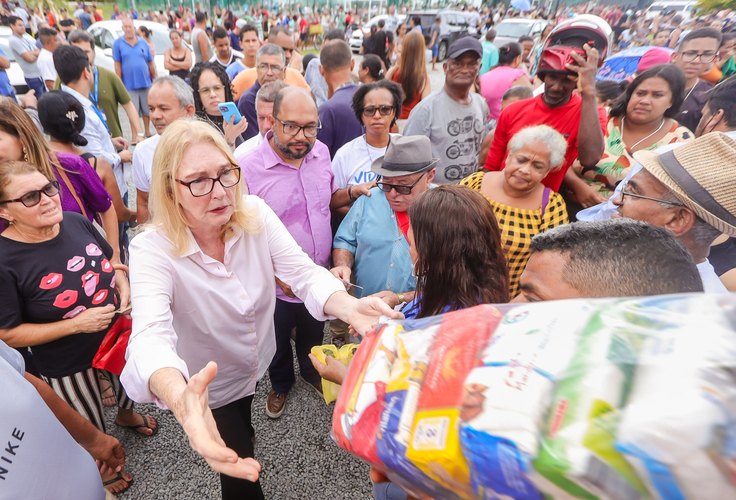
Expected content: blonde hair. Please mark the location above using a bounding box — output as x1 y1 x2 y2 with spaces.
149 120 259 255
0 98 63 179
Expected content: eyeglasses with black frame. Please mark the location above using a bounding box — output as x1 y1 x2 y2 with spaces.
362 105 395 118
680 50 719 64
0 180 60 207
176 166 241 197
273 116 321 138
619 187 684 207
376 172 427 195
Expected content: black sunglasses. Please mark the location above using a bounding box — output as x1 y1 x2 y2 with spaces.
375 172 427 195
0 181 60 207
362 105 395 118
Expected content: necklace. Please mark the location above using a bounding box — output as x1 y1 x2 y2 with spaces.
683 83 697 103
364 134 390 164
621 116 666 152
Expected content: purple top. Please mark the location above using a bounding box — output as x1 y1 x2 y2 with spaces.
240 131 335 303
0 152 112 233
316 83 363 158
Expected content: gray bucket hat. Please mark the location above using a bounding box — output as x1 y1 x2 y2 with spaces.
371 135 439 177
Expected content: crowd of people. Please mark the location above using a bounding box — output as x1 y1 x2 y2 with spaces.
1 1 736 499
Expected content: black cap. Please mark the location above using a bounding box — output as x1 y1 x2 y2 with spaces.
447 36 482 60
38 90 88 147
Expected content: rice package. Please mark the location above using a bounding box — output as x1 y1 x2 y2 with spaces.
405 305 503 498
332 324 399 467
376 315 456 499
616 295 736 500
458 302 593 499
311 343 359 405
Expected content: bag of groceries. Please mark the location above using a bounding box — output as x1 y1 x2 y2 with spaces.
332 295 736 500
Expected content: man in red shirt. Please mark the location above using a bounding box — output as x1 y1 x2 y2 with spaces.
484 43 606 205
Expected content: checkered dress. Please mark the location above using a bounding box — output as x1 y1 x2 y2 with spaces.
460 172 569 297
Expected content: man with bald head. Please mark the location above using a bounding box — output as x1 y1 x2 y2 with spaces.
240 87 362 419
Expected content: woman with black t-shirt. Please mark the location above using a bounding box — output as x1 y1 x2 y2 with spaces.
0 161 156 495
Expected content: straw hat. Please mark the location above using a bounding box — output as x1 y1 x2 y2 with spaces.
633 132 736 236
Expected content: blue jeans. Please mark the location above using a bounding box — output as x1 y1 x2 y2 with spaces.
268 299 325 394
24 77 46 96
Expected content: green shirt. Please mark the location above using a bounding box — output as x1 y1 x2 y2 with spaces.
55 66 131 138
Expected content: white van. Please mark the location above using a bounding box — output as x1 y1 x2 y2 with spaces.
645 1 698 21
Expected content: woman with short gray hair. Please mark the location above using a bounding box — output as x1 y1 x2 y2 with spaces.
460 124 569 297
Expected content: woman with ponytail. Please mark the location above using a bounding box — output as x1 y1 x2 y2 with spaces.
358 54 386 83
479 42 532 121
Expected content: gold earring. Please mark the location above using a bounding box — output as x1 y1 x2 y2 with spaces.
22 148 28 162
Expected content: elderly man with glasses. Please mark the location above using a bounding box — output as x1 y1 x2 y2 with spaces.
240 87 361 420
332 135 438 313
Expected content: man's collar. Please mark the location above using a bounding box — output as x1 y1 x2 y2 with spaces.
61 84 92 106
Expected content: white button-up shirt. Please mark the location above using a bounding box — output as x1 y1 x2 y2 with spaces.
60 84 126 198
121 196 345 409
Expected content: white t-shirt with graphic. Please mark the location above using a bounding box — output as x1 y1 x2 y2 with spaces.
331 134 399 188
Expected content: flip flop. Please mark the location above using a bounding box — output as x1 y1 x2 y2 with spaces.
103 472 133 495
116 414 158 437
99 377 117 407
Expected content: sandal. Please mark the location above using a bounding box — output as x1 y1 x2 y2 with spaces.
98 373 117 407
103 471 133 495
116 413 158 437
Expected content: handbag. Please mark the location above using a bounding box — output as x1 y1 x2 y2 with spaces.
92 313 132 375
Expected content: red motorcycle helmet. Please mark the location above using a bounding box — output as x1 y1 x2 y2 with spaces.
537 14 612 76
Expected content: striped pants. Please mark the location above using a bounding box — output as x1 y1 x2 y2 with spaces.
42 368 134 433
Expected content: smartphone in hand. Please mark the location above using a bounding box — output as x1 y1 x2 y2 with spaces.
218 102 243 124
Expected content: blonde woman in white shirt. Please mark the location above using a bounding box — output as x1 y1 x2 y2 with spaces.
120 120 400 500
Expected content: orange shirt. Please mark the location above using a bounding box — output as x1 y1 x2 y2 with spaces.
231 67 310 100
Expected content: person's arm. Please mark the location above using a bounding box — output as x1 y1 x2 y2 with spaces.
385 65 397 81
331 248 355 282
0 306 115 347
164 48 174 70
0 54 10 69
19 47 40 62
329 182 374 209
182 48 192 70
567 44 604 168
24 372 125 473
122 101 141 141
136 189 150 224
95 157 134 223
197 31 210 60
148 59 156 80
114 60 122 78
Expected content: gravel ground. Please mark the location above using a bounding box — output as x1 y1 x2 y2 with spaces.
103 349 371 499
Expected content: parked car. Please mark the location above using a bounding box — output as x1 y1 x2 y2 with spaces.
0 26 30 94
645 1 697 20
404 10 474 62
349 14 406 53
493 18 549 49
88 20 185 77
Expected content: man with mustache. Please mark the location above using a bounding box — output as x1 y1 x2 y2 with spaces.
240 87 365 419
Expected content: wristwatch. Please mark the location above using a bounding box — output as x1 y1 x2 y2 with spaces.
397 293 406 303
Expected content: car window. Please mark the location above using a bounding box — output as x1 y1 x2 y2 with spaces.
102 29 115 49
495 22 533 38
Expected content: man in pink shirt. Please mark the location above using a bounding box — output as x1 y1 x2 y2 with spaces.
240 87 365 419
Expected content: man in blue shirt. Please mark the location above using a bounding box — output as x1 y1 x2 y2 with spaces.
113 17 156 138
0 47 15 97
332 135 437 309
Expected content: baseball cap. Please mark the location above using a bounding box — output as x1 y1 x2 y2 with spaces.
447 36 482 60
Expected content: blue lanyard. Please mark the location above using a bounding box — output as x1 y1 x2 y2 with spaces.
91 66 99 106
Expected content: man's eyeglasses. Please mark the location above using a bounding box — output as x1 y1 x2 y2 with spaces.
362 105 395 118
376 172 426 195
257 63 285 74
680 50 719 64
619 188 684 206
0 181 60 207
198 84 225 96
176 167 241 197
274 116 321 138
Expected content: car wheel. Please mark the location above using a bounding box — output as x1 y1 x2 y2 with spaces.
438 40 448 62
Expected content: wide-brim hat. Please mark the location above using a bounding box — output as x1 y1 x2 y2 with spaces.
371 135 439 177
633 132 736 237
